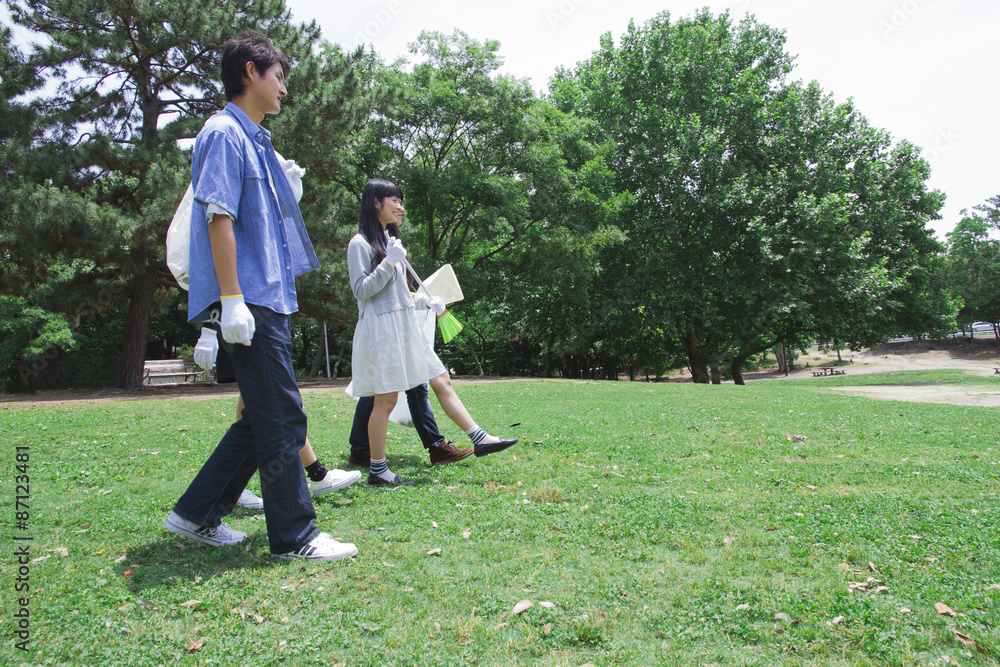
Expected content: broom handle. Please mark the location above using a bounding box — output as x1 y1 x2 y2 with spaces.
386 233 436 302
401 256 434 300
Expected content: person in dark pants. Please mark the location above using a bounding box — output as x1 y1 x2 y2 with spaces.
163 30 355 561
192 324 361 509
347 377 518 467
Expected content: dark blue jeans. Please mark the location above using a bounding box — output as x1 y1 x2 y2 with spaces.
349 383 445 455
173 305 318 553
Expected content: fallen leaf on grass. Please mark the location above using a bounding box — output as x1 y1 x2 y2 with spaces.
868 562 878 573
52 547 69 557
723 536 736 546
32 555 51 564
935 602 957 617
542 623 552 634
117 603 129 611
735 604 750 611
179 600 202 608
431 521 438 528
539 601 555 609
805 485 818 491
872 586 890 594
123 570 133 580
461 529 471 539
830 616 844 625
138 600 156 610
114 554 127 564
185 637 203 652
951 629 985 653
898 607 913 614
783 434 807 441
494 622 509 629
426 548 442 556
173 541 188 550
774 613 789 622
381 561 395 568
512 600 533 615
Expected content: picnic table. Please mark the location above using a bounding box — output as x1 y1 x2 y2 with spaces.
812 366 846 377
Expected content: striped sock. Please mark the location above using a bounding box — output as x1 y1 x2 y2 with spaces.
466 425 502 446
370 457 395 482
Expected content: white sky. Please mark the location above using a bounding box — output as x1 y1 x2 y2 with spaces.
285 0 1000 241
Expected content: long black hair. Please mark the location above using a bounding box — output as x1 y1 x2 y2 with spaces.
357 178 404 270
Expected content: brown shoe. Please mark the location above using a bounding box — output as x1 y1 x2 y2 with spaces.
347 451 371 468
428 441 474 465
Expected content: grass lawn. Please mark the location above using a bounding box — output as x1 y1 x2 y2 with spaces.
1 371 998 666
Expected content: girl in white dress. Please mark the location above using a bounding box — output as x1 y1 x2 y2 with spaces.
347 178 446 485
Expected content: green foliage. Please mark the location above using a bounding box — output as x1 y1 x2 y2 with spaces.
1 374 998 664
0 295 75 392
551 10 950 383
946 205 1000 327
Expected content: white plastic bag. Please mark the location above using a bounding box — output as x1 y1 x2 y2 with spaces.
166 151 304 291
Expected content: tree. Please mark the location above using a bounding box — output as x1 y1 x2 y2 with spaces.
341 30 624 375
552 10 949 383
946 208 1000 330
3 0 368 388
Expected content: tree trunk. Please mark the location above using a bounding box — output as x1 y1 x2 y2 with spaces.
116 245 157 389
709 341 722 385
730 353 748 386
681 332 711 384
309 330 327 378
775 344 786 374
470 345 484 376
332 337 348 379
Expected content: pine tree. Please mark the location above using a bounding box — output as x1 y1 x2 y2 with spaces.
3 0 364 387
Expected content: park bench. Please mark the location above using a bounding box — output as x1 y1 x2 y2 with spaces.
143 359 200 386
812 366 846 377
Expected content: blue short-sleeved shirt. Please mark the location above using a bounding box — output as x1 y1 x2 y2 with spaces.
187 103 320 323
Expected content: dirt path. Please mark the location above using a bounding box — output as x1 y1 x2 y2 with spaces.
0 376 528 408
756 338 1000 406
3 339 998 408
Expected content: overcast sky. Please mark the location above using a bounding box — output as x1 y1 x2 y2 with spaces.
285 0 998 241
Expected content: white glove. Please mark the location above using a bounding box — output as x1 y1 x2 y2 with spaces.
428 296 446 316
384 238 407 266
193 327 219 371
220 294 255 346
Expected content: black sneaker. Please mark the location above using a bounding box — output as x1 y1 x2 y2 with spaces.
474 438 518 457
367 473 415 487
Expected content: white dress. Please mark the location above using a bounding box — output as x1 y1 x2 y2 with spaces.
349 306 431 398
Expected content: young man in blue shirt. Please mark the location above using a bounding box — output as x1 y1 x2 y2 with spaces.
164 30 356 561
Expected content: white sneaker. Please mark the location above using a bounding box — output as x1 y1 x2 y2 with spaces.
309 469 362 496
237 489 264 510
164 510 246 547
272 532 358 561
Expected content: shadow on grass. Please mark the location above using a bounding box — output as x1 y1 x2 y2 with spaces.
116 534 286 593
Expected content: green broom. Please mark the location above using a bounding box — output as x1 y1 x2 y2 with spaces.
436 307 463 343
399 255 463 343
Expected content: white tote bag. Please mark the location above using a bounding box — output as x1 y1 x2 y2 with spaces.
166 151 305 290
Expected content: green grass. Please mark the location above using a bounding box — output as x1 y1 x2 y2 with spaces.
2 370 999 666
